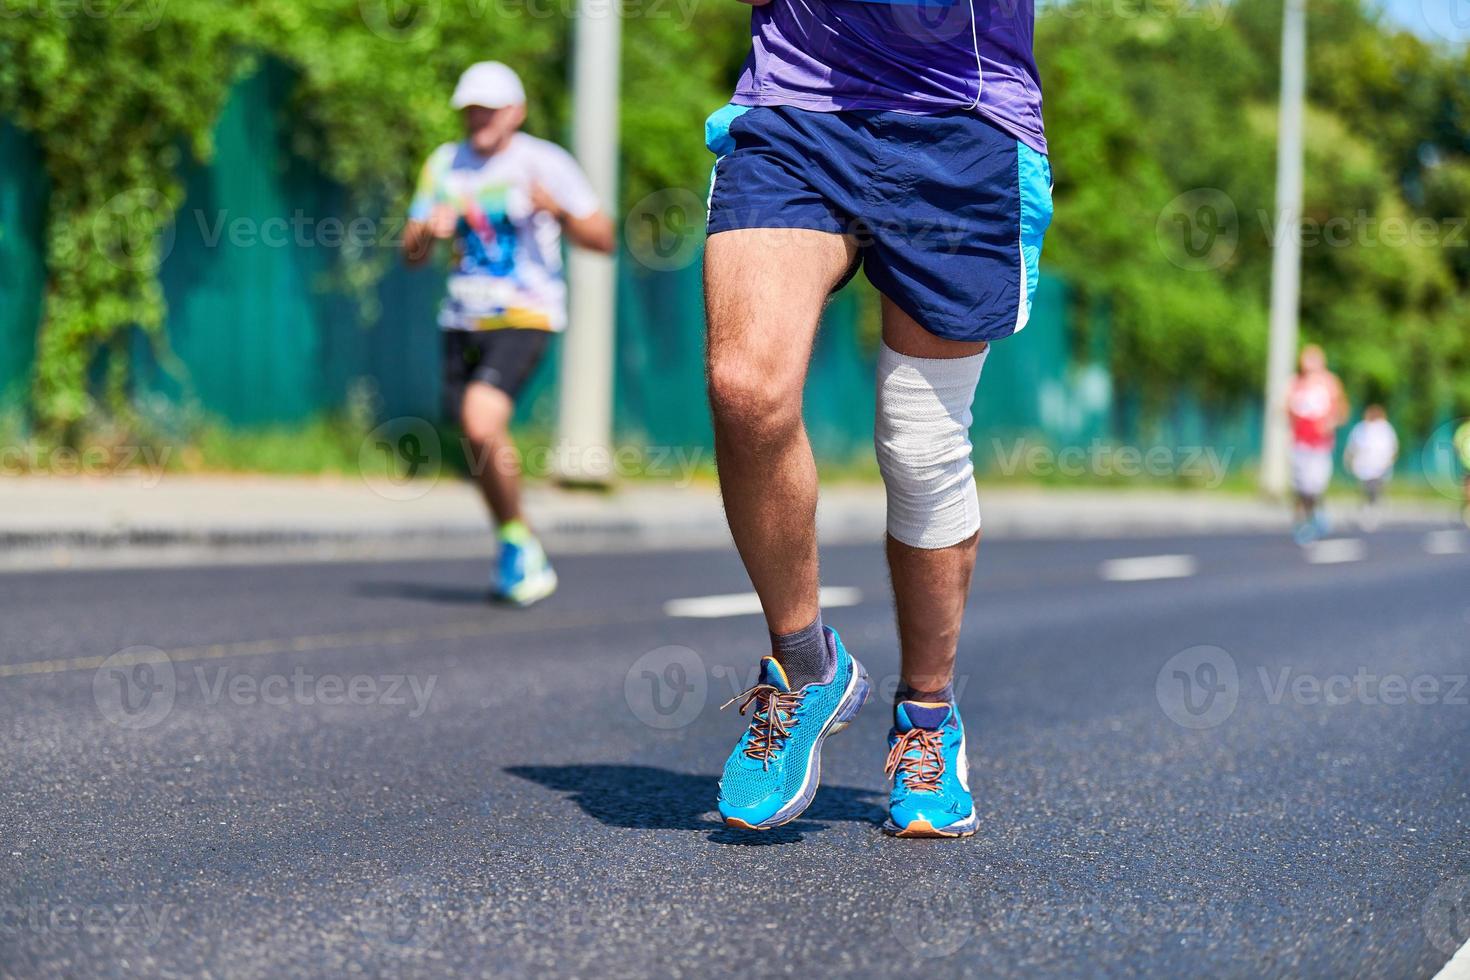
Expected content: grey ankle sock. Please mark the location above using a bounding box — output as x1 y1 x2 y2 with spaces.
895 681 954 705
770 616 835 689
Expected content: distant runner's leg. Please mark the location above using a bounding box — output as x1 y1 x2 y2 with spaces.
461 381 522 526
457 329 556 606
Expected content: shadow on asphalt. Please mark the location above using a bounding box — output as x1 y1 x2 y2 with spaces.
354 581 492 605
506 764 884 844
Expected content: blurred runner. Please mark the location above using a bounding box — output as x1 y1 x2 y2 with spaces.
403 61 614 605
1343 404 1397 531
1455 418 1470 526
704 0 1051 836
1286 344 1348 545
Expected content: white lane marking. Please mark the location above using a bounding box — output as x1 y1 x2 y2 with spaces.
663 586 862 619
1432 938 1470 980
1424 530 1468 555
1304 538 1367 564
1098 555 1197 582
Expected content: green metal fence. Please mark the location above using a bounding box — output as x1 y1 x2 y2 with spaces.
0 119 47 413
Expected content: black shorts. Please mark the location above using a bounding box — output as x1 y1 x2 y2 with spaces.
441 328 552 420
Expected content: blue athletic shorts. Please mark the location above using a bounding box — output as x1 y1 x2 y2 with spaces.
705 104 1053 343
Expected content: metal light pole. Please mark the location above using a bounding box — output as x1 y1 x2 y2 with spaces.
556 0 621 486
1260 0 1307 497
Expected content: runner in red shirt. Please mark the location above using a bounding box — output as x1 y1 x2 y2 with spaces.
1286 344 1348 544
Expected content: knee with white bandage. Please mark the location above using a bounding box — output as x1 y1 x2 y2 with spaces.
874 341 988 549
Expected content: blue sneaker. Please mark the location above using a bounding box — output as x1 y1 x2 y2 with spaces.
717 628 870 830
492 532 557 607
884 701 978 838
1292 520 1319 546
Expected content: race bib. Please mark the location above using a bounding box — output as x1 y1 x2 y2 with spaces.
447 275 515 314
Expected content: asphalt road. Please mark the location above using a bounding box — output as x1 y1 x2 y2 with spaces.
2 525 1468 979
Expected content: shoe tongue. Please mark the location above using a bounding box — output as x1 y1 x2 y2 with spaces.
759 656 792 693
895 700 952 732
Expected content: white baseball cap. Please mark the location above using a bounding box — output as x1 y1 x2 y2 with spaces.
450 61 525 110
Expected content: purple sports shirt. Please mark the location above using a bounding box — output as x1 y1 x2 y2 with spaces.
731 0 1046 154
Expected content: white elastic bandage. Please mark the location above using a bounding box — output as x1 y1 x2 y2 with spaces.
874 341 988 549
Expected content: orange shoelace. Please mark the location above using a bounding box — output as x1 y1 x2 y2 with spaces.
884 728 946 792
721 683 803 770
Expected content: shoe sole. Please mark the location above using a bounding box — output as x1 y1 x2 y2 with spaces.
494 569 558 608
722 660 871 831
882 813 979 839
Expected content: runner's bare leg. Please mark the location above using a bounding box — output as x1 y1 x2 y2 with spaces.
705 229 859 634
460 381 523 526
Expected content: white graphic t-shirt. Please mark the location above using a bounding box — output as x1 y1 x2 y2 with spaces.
409 134 600 331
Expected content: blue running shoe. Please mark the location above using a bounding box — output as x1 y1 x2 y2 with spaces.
1292 520 1319 546
492 529 557 607
717 627 870 830
884 700 978 838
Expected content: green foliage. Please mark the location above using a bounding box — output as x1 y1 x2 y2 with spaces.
0 3 247 434
1 0 1468 444
1039 0 1470 424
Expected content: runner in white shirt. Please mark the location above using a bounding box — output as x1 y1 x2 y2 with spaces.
1344 404 1398 531
403 61 614 606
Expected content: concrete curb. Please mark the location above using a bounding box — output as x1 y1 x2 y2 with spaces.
1 475 1459 572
